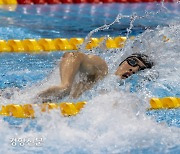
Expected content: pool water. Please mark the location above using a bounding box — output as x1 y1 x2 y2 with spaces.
0 3 180 154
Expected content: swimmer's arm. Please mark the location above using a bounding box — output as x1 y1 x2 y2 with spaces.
36 86 70 103
70 81 95 99
70 74 105 98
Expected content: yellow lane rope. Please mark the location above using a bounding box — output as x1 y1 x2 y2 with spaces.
150 97 180 110
0 0 17 4
0 102 87 118
0 97 179 118
0 37 127 53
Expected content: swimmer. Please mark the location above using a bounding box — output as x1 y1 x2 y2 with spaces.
37 52 153 103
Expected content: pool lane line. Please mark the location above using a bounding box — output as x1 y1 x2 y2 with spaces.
0 37 127 53
0 0 177 5
0 97 180 118
0 102 87 118
149 97 180 110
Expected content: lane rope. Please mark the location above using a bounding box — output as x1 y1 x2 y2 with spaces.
0 0 176 5
149 97 180 110
0 97 180 118
0 37 127 53
0 101 87 118
0 35 170 53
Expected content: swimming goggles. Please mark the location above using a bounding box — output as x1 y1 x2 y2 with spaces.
125 57 146 70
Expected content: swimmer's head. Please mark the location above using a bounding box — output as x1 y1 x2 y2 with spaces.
115 53 154 79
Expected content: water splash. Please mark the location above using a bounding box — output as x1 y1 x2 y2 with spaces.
0 3 180 154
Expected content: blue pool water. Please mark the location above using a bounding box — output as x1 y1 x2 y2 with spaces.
0 3 180 154
0 3 179 39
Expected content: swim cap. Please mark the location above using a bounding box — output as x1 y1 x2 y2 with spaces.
129 53 154 69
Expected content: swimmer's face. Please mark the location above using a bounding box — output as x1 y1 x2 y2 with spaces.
115 57 146 79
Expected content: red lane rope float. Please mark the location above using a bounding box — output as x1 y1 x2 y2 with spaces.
87 0 100 3
60 0 73 3
33 0 47 4
46 0 62 3
17 0 33 4
1 0 177 5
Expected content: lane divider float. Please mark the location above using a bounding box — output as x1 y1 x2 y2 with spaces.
150 97 180 109
0 0 17 4
0 37 127 53
0 101 87 118
0 0 176 4
0 97 179 119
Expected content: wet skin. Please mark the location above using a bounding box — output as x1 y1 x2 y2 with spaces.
37 52 146 102
115 57 146 79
